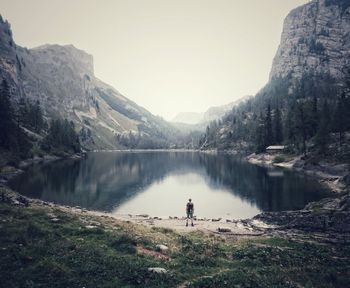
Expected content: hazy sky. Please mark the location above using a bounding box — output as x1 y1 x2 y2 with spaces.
1 0 308 120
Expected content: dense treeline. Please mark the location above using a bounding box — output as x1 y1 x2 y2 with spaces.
42 119 81 154
201 72 350 159
115 131 169 149
0 79 80 166
0 79 31 164
18 97 45 133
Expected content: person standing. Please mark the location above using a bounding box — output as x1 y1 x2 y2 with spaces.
186 198 194 227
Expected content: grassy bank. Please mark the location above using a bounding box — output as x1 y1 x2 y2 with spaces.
0 200 349 288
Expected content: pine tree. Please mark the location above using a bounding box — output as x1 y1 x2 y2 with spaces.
18 97 29 126
310 96 319 136
264 103 273 146
315 100 330 154
284 102 297 149
0 79 16 149
274 106 283 144
296 103 307 155
32 100 44 133
255 112 266 153
332 93 347 145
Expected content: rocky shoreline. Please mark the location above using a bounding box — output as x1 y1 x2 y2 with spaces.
246 152 348 193
0 152 85 185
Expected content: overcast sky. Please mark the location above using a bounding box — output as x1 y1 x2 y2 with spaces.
1 0 308 120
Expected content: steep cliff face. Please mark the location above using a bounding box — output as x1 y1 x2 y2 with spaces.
270 0 350 85
0 17 176 149
200 0 350 152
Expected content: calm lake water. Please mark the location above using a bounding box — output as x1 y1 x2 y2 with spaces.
9 151 330 219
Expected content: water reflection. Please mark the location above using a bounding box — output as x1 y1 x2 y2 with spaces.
9 152 330 218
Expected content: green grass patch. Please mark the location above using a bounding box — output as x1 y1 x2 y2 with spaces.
0 203 349 288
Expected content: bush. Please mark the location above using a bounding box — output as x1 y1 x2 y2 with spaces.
273 155 286 163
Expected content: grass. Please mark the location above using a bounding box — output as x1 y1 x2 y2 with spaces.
0 202 349 288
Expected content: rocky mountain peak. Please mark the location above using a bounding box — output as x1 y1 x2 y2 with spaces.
32 44 94 76
270 0 350 83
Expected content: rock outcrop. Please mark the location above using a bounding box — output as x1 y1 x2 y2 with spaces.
270 0 350 85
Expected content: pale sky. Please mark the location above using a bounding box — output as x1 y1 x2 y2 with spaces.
0 0 309 120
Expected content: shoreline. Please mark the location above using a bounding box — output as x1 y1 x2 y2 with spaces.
1 149 349 243
1 185 349 244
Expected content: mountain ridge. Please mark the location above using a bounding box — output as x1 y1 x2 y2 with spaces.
172 96 252 126
0 17 177 150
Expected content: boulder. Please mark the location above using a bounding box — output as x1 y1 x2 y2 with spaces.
148 267 167 274
156 244 169 252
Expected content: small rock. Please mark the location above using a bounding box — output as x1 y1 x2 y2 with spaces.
51 218 60 223
212 218 222 222
12 200 21 205
156 244 169 252
218 227 232 233
226 219 232 223
85 225 97 229
148 267 167 274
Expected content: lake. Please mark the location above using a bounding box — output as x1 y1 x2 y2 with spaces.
9 151 330 219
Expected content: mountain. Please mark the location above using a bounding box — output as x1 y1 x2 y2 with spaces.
200 0 350 153
171 112 203 125
270 0 350 85
0 16 177 150
201 96 252 124
172 96 251 126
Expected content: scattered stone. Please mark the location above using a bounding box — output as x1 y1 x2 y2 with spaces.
12 200 21 205
148 267 167 274
85 225 97 229
168 216 173 219
218 227 232 233
137 214 149 218
51 218 60 223
153 217 162 220
226 219 232 223
156 244 169 252
212 218 222 222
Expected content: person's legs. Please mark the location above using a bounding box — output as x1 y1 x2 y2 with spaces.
190 211 194 226
186 212 189 226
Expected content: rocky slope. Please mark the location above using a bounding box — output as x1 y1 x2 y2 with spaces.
270 0 350 85
0 16 177 150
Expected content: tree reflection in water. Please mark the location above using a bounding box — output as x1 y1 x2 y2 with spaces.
10 152 330 217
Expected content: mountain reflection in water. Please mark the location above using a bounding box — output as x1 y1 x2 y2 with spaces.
9 151 330 219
